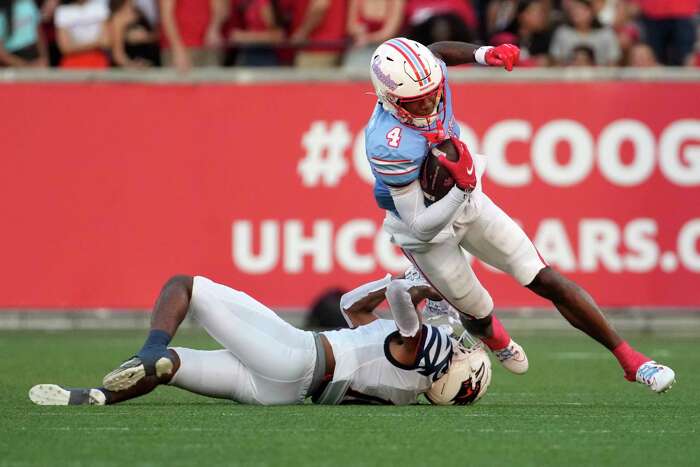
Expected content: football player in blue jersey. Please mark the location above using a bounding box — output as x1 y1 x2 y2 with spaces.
29 272 491 406
364 37 674 392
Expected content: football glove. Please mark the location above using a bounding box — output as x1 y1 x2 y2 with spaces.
436 136 477 192
485 44 520 71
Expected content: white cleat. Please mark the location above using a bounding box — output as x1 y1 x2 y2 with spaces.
636 361 675 393
493 340 529 375
29 384 106 406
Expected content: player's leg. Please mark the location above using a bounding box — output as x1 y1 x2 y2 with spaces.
463 194 674 392
102 275 195 390
185 276 318 404
526 267 674 391
103 275 318 404
30 349 180 405
29 347 262 406
403 240 527 374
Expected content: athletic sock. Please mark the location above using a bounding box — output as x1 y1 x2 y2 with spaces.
612 341 650 381
137 329 172 367
480 315 511 351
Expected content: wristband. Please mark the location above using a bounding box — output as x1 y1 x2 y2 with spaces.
474 46 494 65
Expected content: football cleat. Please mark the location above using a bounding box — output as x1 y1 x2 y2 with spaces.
29 384 106 406
493 340 529 375
102 355 173 391
635 361 675 393
403 265 428 286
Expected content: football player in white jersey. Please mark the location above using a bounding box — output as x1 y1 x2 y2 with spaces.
364 38 675 392
29 273 491 406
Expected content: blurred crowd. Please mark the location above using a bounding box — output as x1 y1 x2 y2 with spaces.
1 0 698 71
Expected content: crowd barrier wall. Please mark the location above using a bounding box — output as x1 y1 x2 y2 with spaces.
2 69 699 309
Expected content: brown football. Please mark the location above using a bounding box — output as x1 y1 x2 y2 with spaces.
420 139 458 203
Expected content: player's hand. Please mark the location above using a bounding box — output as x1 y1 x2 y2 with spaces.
485 44 520 71
436 136 476 192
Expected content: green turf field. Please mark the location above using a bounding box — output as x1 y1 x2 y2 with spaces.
1 329 698 467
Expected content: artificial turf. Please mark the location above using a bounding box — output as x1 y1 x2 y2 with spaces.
1 329 698 467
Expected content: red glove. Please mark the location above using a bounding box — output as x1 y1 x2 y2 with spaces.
485 44 520 72
436 136 476 192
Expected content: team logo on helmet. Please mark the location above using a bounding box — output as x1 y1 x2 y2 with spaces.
371 55 399 91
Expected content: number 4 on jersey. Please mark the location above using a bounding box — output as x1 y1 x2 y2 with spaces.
386 127 402 148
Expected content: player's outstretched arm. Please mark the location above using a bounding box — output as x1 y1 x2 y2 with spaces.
384 279 442 364
428 41 480 65
428 41 520 71
340 274 393 328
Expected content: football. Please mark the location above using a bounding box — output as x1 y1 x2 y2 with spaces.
425 345 492 406
419 139 459 203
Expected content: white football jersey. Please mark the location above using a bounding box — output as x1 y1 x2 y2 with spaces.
319 319 453 405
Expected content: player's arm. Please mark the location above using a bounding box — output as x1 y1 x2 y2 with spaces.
384 279 442 365
389 181 468 242
386 137 477 242
428 41 519 71
340 274 392 328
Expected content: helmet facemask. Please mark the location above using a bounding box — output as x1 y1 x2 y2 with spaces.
386 79 445 129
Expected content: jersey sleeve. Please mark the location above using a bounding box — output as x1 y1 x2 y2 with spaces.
366 131 427 187
383 324 453 381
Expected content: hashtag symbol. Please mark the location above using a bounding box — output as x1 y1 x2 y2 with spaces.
298 121 351 187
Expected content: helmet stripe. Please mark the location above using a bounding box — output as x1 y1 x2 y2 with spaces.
395 38 431 84
390 39 432 87
391 40 427 85
385 41 422 84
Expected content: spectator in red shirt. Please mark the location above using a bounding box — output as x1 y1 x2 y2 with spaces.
159 0 229 72
343 0 405 69
226 0 286 66
284 0 347 67
634 0 698 65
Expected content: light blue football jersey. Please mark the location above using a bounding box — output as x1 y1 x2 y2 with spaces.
364 61 460 214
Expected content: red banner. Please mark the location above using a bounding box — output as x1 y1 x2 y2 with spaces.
1 81 699 309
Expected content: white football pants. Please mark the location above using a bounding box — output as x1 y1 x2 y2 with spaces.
386 192 546 319
168 276 317 405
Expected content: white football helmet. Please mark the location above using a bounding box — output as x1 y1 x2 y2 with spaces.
425 342 492 406
370 38 445 128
